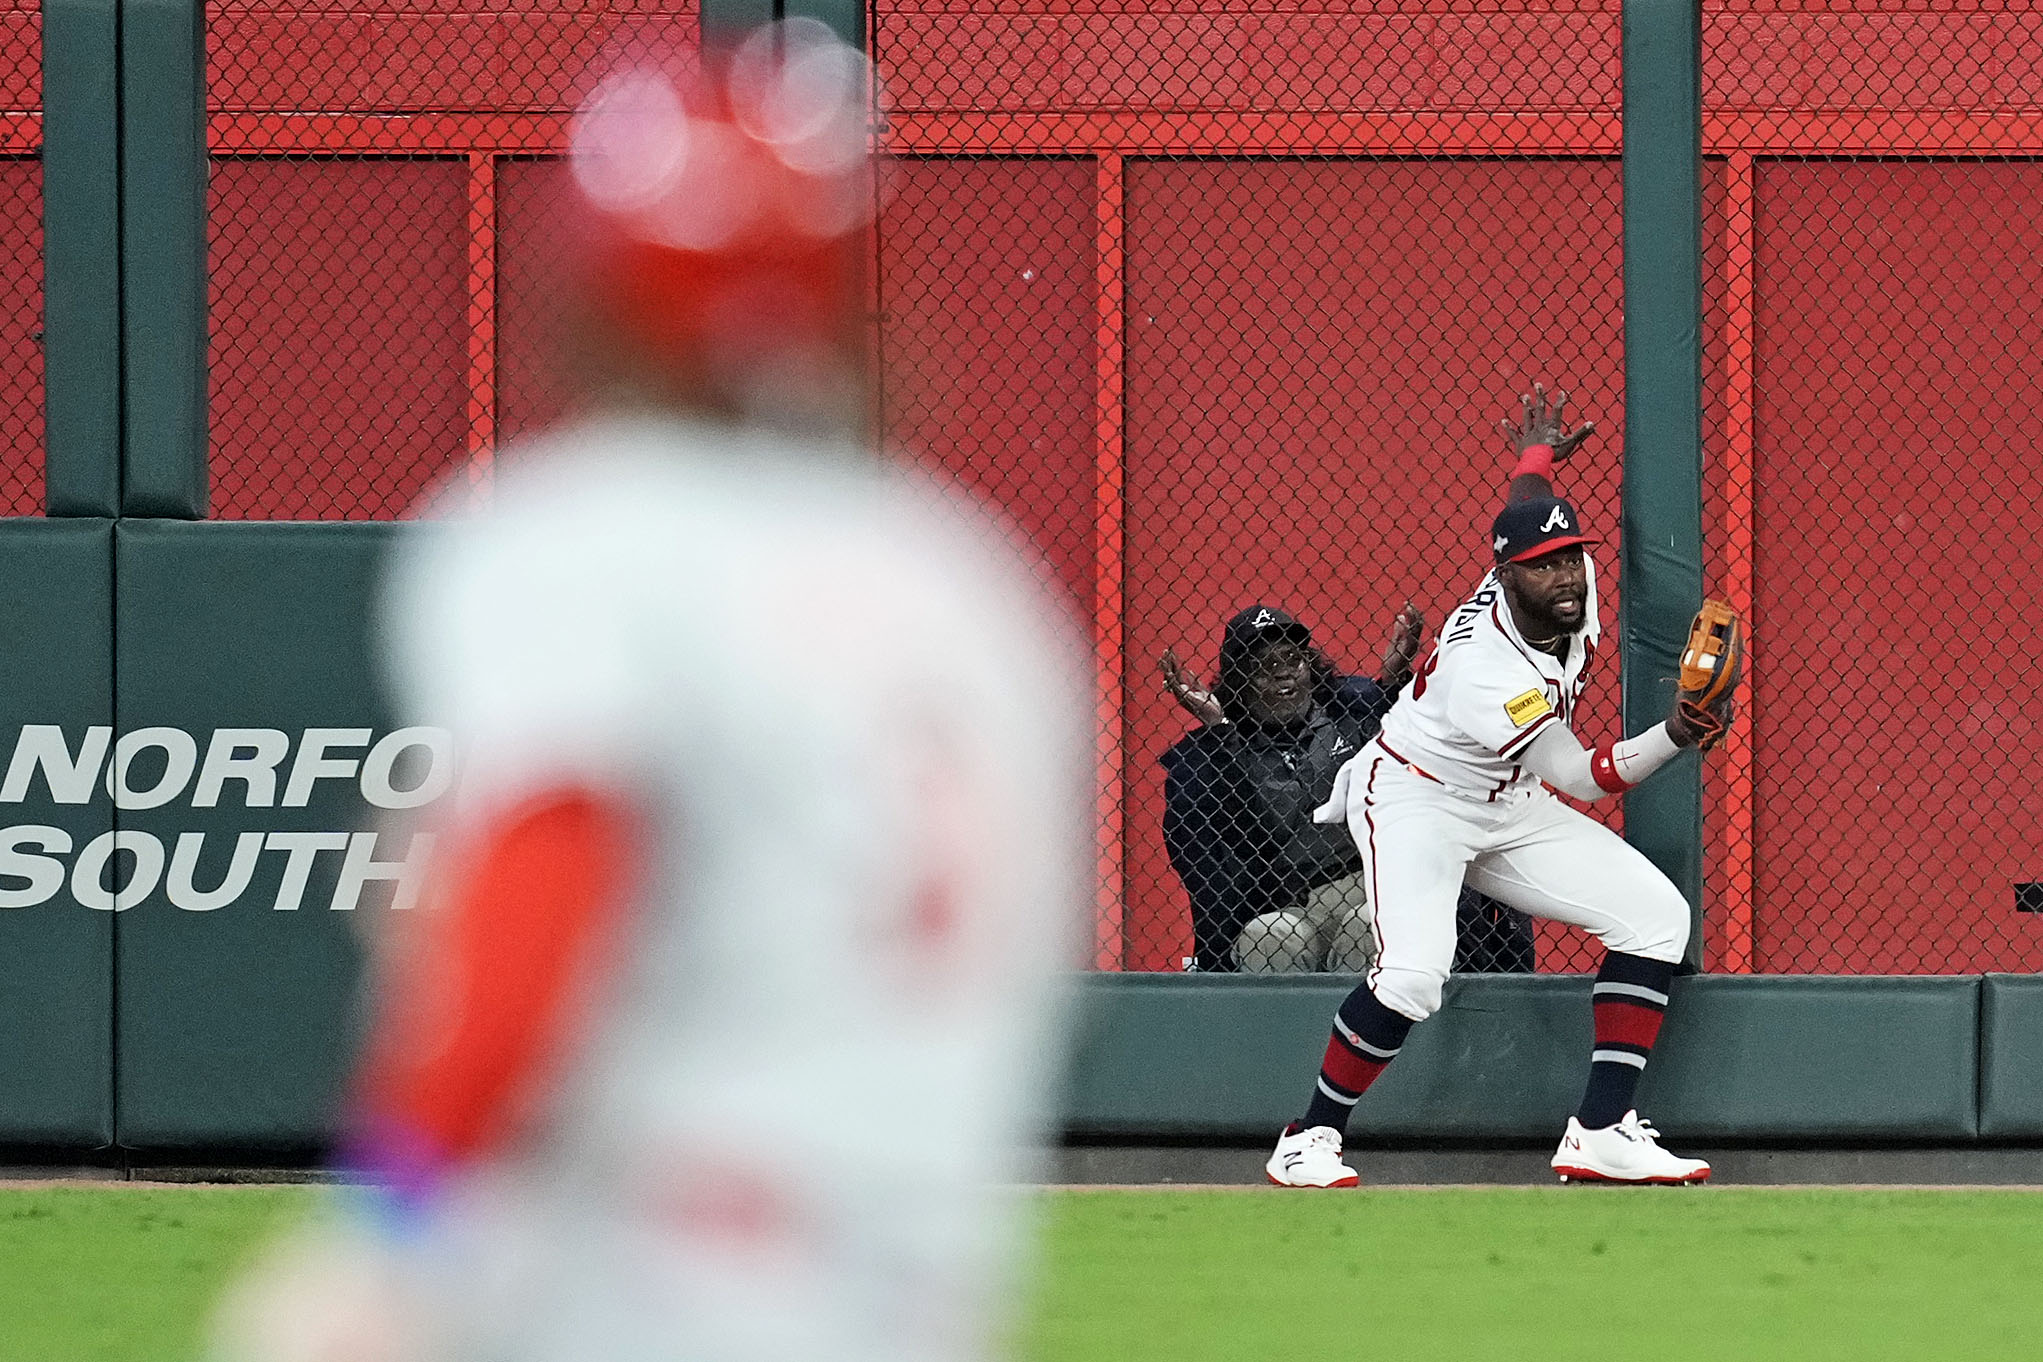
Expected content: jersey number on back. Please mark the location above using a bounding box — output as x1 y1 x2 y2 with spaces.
1409 645 1441 700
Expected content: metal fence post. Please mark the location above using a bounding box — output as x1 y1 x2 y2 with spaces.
700 1 861 49
119 0 209 518
1620 0 1706 969
784 0 862 47
41 0 123 517
699 0 773 45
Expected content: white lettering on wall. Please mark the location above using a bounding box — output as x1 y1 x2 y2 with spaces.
330 831 436 912
0 723 461 912
191 730 291 809
0 726 112 805
0 825 73 908
282 730 373 808
72 830 167 911
263 831 352 911
167 831 266 912
360 728 455 810
106 728 200 810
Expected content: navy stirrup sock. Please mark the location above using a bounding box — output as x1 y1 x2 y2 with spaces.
1298 984 1415 1133
1576 951 1675 1130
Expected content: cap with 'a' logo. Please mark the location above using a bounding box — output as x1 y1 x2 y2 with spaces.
1490 496 1601 564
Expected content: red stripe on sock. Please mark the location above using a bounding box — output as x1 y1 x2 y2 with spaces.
1594 999 1665 1051
1320 1033 1391 1095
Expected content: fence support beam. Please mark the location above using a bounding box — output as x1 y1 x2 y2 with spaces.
119 0 209 518
1620 0 1706 969
783 0 861 47
699 0 773 45
702 1 862 49
41 0 123 516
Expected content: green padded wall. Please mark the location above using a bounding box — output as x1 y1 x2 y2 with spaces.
1067 974 1979 1141
1979 975 2043 1138
0 519 115 1144
1640 975 1977 1140
119 0 210 518
0 514 1982 1153
1067 975 1596 1139
41 0 123 516
113 521 403 1150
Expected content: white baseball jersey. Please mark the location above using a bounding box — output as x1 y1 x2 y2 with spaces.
378 412 1088 1362
1372 557 1603 799
1312 551 1690 1023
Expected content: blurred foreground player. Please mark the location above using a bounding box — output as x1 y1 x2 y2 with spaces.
211 23 1086 1362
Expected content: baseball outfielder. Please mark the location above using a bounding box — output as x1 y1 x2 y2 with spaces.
210 24 1087 1362
1266 386 1738 1187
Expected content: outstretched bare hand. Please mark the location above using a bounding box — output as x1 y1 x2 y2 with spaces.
1378 601 1424 691
1160 648 1226 727
1498 383 1596 464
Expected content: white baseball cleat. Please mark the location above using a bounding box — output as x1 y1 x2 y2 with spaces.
1551 1110 1710 1185
1266 1124 1361 1188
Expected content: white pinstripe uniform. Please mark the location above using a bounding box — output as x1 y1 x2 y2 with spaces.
1315 554 1690 1022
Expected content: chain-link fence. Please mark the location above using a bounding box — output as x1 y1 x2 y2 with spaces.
204 0 698 518
192 0 2043 977
0 1 39 514
876 2 1628 973
1699 3 2043 974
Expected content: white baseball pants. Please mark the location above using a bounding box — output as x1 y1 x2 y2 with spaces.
1339 745 1690 1021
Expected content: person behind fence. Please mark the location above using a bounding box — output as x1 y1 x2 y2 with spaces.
1160 605 1535 974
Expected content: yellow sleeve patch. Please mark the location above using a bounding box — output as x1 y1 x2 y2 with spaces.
1504 688 1553 728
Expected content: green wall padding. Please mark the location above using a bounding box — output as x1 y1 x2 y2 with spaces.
1979 975 2043 1138
113 520 401 1149
0 519 115 1144
1640 975 1977 1140
1067 974 1980 1141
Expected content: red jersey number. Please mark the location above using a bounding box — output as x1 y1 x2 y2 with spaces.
1409 646 1441 700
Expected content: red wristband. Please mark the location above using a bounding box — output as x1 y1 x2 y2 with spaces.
1589 741 1633 795
1511 444 1555 480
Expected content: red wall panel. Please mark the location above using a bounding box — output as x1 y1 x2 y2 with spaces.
209 159 469 519
0 4 34 110
1699 154 1744 974
1705 8 2043 111
0 157 40 516
1752 158 2043 973
207 3 697 114
876 2 2043 119
1119 157 1627 970
877 5 1622 115
0 6 36 515
494 156 581 446
877 157 1099 616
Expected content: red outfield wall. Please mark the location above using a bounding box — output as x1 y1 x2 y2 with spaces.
0 0 39 516
195 1 2043 975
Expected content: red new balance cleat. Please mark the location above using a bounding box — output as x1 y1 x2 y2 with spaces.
1552 1111 1710 1184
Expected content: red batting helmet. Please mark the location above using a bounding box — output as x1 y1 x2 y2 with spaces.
567 20 874 386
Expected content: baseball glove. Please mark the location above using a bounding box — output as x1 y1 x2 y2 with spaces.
1672 598 1745 751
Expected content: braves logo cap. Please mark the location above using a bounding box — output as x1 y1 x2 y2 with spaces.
1224 604 1313 653
1490 496 1601 563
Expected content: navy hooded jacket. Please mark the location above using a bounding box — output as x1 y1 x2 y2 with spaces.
1159 606 1393 971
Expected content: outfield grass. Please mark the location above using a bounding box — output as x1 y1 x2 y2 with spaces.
0 1185 315 1362
2 1184 2038 1361
1018 1187 2043 1362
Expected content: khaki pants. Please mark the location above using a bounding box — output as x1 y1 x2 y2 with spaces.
1231 871 1377 974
